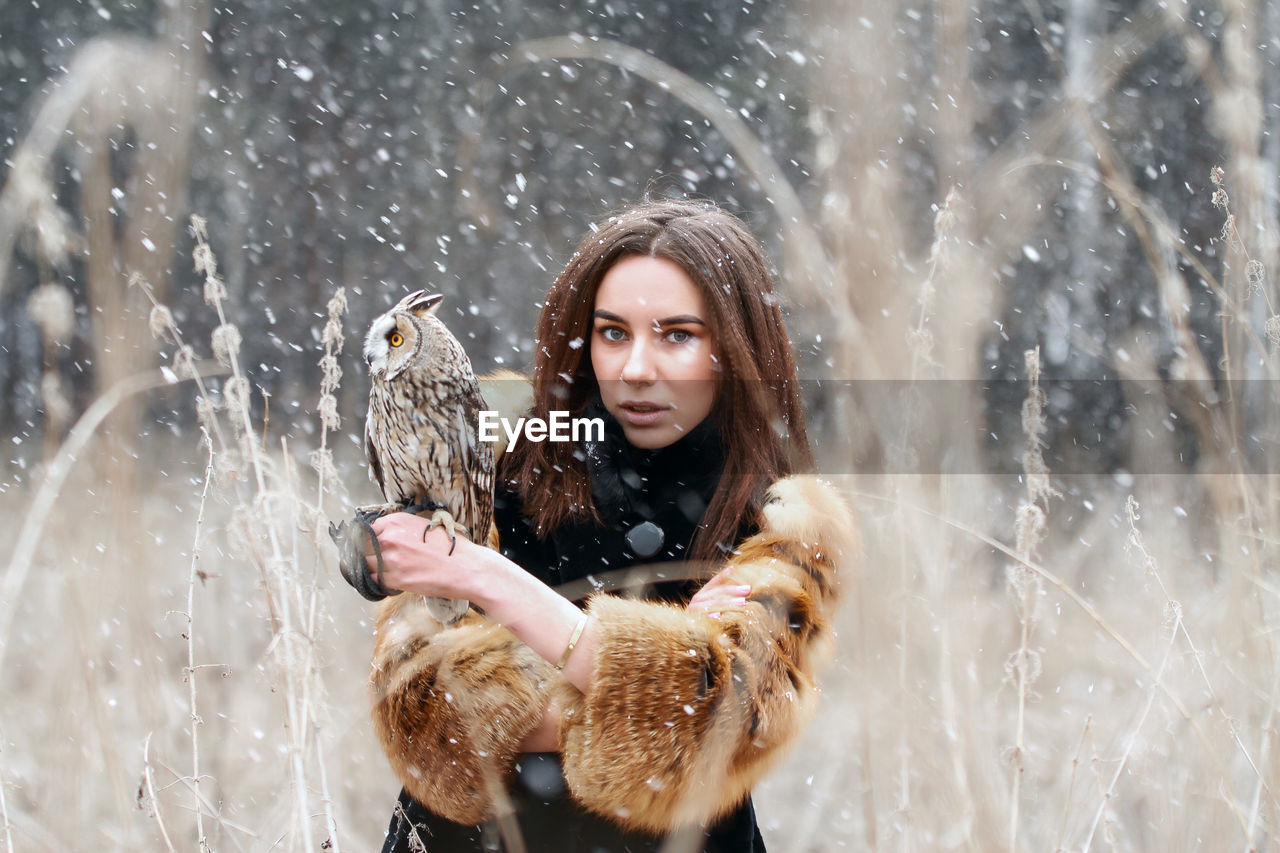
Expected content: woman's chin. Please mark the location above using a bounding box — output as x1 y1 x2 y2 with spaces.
618 422 689 450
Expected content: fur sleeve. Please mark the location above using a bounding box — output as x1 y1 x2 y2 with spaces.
557 475 857 834
369 596 555 825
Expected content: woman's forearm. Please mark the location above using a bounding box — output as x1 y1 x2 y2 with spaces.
461 542 598 694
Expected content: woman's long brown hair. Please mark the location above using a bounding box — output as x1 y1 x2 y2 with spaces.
503 198 813 563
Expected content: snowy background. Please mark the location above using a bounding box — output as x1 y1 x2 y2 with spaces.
1 0 1278 850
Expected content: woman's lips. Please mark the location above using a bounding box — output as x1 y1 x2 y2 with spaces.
617 401 669 427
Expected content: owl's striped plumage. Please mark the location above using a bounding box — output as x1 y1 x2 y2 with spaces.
362 290 494 624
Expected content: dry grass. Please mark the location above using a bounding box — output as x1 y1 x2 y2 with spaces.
758 471 1279 851
0 220 399 850
1 210 1275 851
8 462 1273 850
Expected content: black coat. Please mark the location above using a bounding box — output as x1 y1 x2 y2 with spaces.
381 413 766 853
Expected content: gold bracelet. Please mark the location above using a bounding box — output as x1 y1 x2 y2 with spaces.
557 614 588 670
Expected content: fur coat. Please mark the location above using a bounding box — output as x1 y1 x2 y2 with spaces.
368 473 857 835
367 377 859 834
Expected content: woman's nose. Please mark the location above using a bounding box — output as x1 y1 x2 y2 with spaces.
619 341 657 384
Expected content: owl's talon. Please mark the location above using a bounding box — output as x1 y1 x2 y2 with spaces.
417 525 459 555
417 508 466 557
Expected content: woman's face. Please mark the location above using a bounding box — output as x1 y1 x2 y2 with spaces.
590 254 719 449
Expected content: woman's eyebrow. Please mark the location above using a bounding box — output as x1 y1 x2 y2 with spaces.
655 315 706 327
592 310 707 326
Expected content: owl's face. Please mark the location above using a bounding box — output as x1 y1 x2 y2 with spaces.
364 290 457 382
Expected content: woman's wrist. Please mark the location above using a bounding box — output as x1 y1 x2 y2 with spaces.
464 546 596 691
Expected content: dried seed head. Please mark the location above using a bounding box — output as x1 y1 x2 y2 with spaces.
1124 494 1141 526
318 393 340 431
319 353 342 392
190 216 228 304
1020 389 1047 439
223 376 251 427
1246 259 1265 292
1123 495 1158 576
202 268 227 306
1210 165 1225 186
1023 347 1042 383
310 447 338 485
1211 188 1229 210
1014 501 1047 560
326 287 348 322
193 243 216 278
322 287 348 364
213 446 244 487
1022 453 1056 508
173 344 197 380
212 323 242 367
1220 213 1236 242
1020 347 1060 507
1003 645 1043 685
1266 315 1280 346
27 283 75 345
322 319 344 350
149 304 175 340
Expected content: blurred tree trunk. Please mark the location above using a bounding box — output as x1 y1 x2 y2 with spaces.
81 0 209 506
806 0 994 477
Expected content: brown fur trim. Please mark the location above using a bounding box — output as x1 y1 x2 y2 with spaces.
370 596 555 824
557 475 857 833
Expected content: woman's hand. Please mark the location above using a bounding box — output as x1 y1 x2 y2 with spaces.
364 512 480 599
686 566 751 619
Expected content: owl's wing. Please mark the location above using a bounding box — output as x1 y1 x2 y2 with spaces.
456 381 495 535
365 415 388 498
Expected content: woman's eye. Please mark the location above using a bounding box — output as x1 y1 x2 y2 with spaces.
666 328 693 344
599 326 627 342
389 332 404 347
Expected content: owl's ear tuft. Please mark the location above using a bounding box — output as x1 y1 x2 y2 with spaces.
407 292 444 317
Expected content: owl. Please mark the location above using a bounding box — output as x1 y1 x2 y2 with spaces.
361 289 494 625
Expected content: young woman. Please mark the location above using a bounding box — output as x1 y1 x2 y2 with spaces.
363 199 856 852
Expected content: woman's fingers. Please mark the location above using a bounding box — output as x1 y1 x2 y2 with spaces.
687 567 751 618
698 596 749 619
364 512 473 590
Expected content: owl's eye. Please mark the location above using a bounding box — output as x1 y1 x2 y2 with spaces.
389 332 405 347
